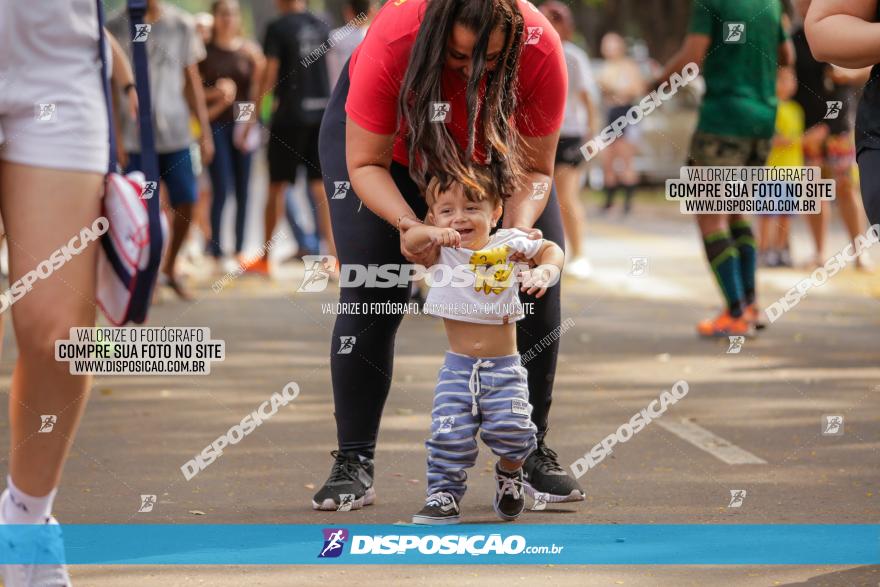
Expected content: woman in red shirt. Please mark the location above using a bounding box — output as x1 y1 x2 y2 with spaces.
313 0 584 511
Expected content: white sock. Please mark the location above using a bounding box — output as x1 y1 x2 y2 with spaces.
3 475 56 524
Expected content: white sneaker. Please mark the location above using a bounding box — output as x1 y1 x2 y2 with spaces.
220 256 241 275
856 251 875 273
565 256 594 280
0 490 71 587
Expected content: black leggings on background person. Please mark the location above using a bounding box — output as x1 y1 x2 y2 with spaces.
318 61 565 459
857 149 880 227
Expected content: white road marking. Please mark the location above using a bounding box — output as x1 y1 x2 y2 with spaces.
657 418 767 465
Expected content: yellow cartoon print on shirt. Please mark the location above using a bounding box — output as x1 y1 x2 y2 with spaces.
470 245 515 295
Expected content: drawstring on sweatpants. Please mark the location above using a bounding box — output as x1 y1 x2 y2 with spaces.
467 359 495 416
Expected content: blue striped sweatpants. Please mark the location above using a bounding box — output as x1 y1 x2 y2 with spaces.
426 351 538 501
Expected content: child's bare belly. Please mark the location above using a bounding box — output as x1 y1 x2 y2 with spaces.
444 319 518 358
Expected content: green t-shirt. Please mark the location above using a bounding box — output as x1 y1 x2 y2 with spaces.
689 0 787 138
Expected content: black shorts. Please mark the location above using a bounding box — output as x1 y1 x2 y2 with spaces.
267 122 323 184
555 136 585 167
607 105 634 137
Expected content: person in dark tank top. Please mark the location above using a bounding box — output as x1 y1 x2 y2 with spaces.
806 0 880 227
198 0 265 263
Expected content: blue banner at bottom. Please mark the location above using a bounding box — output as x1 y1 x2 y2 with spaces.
0 524 876 565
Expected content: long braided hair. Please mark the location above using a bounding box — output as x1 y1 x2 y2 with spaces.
397 0 526 202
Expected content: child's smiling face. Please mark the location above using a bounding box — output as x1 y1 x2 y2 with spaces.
429 184 503 249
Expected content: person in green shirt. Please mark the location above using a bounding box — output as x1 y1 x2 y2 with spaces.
655 0 794 338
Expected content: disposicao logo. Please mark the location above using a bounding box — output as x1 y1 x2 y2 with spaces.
319 528 349 558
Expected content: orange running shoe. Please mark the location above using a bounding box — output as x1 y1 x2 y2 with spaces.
743 304 766 330
696 310 754 338
242 256 270 276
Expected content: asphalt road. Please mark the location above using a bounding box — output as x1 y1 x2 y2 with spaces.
0 196 877 586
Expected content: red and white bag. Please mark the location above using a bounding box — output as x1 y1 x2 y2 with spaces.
96 172 167 325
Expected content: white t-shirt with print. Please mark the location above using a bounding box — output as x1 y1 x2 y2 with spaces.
423 229 543 325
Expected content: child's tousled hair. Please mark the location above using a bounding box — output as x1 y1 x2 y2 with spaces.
425 166 503 208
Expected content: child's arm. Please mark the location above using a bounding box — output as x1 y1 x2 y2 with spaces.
520 240 564 299
402 225 461 264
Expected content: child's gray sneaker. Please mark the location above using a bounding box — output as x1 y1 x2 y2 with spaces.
493 465 525 521
412 492 460 525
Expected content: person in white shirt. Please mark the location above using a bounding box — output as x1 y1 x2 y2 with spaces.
540 1 600 280
403 172 564 525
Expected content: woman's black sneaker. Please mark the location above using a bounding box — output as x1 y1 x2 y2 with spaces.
412 492 461 525
522 441 585 503
312 450 375 511
493 465 525 521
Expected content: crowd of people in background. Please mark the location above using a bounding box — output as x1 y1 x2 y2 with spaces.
759 0 872 270
106 0 373 300
104 0 873 296
101 0 661 298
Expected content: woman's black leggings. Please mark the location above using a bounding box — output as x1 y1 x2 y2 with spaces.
858 148 880 227
318 60 565 459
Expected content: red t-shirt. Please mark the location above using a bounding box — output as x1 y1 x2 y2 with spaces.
346 0 567 167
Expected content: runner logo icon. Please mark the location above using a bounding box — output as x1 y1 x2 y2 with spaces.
437 416 455 434
824 101 843 120
726 336 745 354
728 489 746 508
723 22 745 43
35 103 57 122
332 181 350 199
298 256 335 292
337 336 357 355
531 492 549 511
525 27 543 45
319 528 349 558
630 257 648 277
141 181 157 200
529 182 549 201
431 102 451 123
133 24 151 42
138 494 157 513
38 415 57 433
336 495 355 512
822 415 844 436
234 102 256 122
